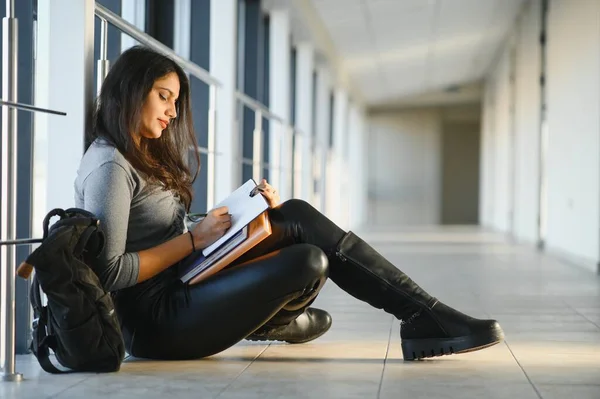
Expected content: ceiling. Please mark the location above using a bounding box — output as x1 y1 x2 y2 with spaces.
306 0 525 108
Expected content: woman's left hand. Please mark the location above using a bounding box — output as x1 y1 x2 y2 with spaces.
256 179 280 208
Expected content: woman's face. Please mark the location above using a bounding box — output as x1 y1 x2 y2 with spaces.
138 72 180 140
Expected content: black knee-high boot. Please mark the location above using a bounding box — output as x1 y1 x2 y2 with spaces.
235 199 504 356
331 231 504 360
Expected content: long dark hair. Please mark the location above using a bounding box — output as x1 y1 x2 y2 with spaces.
87 46 200 210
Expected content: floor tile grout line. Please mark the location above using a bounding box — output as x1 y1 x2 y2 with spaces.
47 375 95 398
24 354 97 399
376 316 395 399
213 343 271 399
538 383 600 387
504 340 544 399
46 353 134 398
562 300 600 331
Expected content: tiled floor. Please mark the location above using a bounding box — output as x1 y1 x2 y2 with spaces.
3 226 600 398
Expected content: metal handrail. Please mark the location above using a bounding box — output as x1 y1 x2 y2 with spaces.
235 91 285 124
0 101 66 382
0 100 66 116
94 3 222 88
95 2 221 209
1 0 23 382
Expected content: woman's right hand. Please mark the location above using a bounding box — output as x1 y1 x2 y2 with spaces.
191 206 231 250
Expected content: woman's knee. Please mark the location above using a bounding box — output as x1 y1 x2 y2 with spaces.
273 199 344 249
283 243 329 282
277 198 317 218
281 244 329 311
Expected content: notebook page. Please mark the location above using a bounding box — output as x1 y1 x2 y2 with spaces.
202 179 268 256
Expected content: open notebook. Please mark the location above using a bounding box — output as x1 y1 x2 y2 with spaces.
180 211 272 284
203 179 269 256
179 179 272 284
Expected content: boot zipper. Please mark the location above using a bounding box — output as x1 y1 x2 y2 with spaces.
334 248 431 312
335 251 347 262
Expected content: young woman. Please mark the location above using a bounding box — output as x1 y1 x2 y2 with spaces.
75 46 504 361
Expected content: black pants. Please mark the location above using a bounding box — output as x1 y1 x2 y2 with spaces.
116 199 348 360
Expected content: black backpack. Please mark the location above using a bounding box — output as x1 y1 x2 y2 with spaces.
18 208 125 373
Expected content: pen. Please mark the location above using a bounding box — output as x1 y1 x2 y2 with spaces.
250 186 265 197
188 213 208 218
187 212 233 220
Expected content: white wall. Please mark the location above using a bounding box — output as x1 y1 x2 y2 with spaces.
210 0 239 203
481 0 542 242
368 109 442 226
485 44 514 233
120 0 146 52
513 0 541 244
347 106 368 230
327 88 349 228
481 0 600 272
440 119 481 224
479 79 495 227
544 0 600 267
36 0 94 214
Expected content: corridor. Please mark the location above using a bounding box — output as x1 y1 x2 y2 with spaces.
3 226 599 399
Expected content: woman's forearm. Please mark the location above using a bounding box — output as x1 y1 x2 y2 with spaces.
135 208 230 283
136 232 196 283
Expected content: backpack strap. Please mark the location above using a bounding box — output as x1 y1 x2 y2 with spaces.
42 208 67 238
47 211 104 259
42 208 104 259
34 329 69 374
30 277 73 374
73 224 104 259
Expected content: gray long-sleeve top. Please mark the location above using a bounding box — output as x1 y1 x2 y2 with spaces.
74 139 187 292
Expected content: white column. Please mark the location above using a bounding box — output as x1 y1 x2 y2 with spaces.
121 0 146 52
173 0 191 59
294 42 314 203
327 87 348 227
269 9 292 200
210 0 239 202
358 110 369 228
314 66 331 213
347 104 368 230
35 0 95 212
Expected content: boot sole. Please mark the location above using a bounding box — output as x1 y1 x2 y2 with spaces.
401 326 505 360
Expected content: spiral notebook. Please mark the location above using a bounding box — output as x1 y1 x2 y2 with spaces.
179 179 272 284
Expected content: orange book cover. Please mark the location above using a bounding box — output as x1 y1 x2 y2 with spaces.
188 211 272 285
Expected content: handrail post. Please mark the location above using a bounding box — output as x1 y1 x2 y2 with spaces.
252 110 263 183
97 17 110 95
1 0 24 382
206 85 217 210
